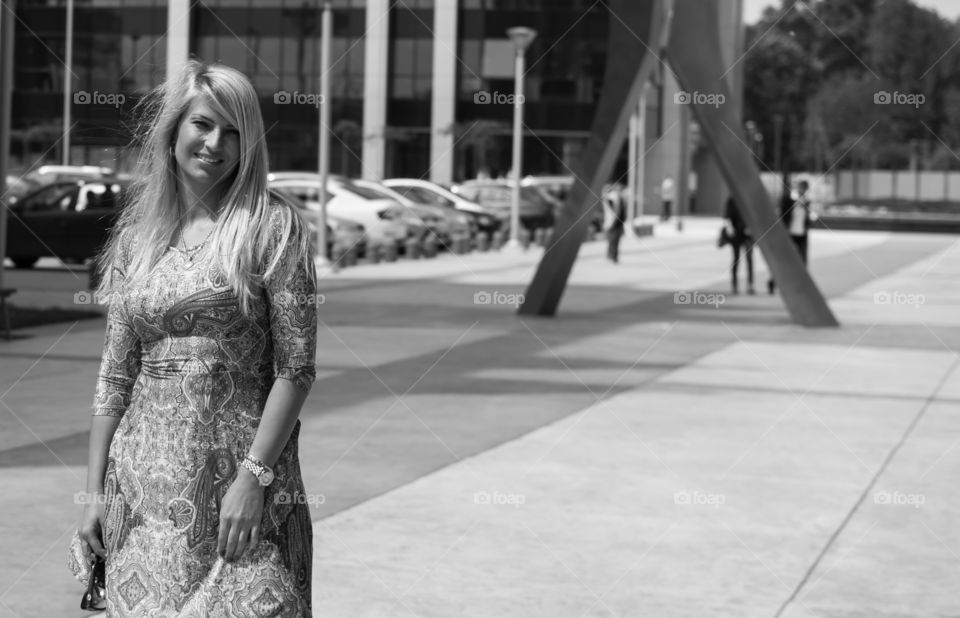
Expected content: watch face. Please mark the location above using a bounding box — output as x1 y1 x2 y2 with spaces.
261 468 275 486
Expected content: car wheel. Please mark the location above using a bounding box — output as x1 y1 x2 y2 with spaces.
11 256 38 269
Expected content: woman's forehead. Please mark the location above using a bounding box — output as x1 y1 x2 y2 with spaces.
186 97 236 126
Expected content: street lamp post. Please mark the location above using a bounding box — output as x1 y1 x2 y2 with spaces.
62 0 74 164
316 1 331 269
505 26 536 250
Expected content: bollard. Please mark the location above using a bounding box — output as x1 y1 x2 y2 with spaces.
543 227 554 248
383 241 398 262
476 234 489 252
367 243 381 264
332 244 347 269
453 234 469 254
533 228 546 247
344 245 358 267
423 235 438 258
520 228 532 250
491 230 505 250
405 237 421 259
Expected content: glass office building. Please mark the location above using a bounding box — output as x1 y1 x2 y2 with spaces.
10 0 611 184
9 0 741 213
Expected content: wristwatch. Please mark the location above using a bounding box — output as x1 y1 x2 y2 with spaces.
241 454 275 487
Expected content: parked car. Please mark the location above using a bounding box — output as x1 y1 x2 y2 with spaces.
23 165 119 186
2 174 40 205
268 172 409 251
354 178 474 244
4 180 359 269
451 179 555 230
269 187 367 259
382 178 501 238
5 179 128 268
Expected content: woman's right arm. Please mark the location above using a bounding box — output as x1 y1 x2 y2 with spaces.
85 416 122 496
80 253 142 557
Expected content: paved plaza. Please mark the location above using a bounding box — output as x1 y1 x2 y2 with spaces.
1 218 958 617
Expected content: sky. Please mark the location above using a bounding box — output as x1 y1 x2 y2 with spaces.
742 0 960 23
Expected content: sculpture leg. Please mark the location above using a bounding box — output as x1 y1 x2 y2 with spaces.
666 0 837 326
518 0 667 316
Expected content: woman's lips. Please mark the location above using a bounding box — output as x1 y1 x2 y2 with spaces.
194 153 223 165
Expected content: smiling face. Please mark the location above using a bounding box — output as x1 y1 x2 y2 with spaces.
173 97 241 198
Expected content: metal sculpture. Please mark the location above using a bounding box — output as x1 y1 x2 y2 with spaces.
519 0 838 327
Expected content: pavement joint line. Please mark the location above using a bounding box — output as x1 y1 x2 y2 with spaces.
772 354 960 618
650 380 960 403
721 519 827 618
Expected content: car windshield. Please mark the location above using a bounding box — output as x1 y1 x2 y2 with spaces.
333 178 387 201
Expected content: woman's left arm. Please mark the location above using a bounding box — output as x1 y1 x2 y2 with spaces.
219 210 318 562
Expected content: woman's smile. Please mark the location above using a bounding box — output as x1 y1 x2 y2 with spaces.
194 152 224 166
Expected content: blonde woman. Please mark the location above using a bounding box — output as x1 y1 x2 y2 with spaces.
76 61 317 615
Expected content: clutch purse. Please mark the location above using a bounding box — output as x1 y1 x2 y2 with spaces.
68 531 106 611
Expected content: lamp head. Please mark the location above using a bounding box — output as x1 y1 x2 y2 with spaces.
507 27 537 52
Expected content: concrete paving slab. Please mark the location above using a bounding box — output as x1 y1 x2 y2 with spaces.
1 226 958 617
661 342 955 400
311 346 935 616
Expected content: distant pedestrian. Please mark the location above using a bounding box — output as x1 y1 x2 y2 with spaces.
603 183 626 263
723 196 754 294
767 179 812 294
787 180 812 263
660 176 675 221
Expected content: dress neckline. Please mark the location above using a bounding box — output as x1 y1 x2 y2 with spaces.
169 227 215 253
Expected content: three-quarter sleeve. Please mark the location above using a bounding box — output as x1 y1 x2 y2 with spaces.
92 241 142 417
264 207 319 393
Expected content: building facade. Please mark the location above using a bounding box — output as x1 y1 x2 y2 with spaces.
10 0 742 213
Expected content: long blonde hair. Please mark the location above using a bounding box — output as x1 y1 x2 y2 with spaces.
95 60 313 315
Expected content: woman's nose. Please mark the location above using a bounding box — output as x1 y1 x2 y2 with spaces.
205 127 222 151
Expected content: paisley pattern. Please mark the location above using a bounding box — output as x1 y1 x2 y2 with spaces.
91 205 317 616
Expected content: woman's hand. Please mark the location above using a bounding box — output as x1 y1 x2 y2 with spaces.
78 496 108 559
217 471 264 562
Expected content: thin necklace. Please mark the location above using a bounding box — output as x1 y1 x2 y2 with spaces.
176 202 217 262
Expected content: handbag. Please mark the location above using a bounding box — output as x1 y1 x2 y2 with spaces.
717 225 732 248
68 531 107 611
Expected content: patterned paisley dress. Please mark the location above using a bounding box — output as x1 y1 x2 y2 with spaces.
92 205 317 616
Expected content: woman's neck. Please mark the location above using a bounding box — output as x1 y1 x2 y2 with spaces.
178 181 222 222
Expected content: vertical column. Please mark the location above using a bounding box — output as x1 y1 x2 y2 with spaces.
429 1 458 185
692 0 743 214
166 0 190 78
362 0 390 179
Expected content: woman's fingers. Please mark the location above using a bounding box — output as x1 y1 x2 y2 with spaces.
217 518 230 559
80 528 108 559
233 529 249 561
248 525 260 556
